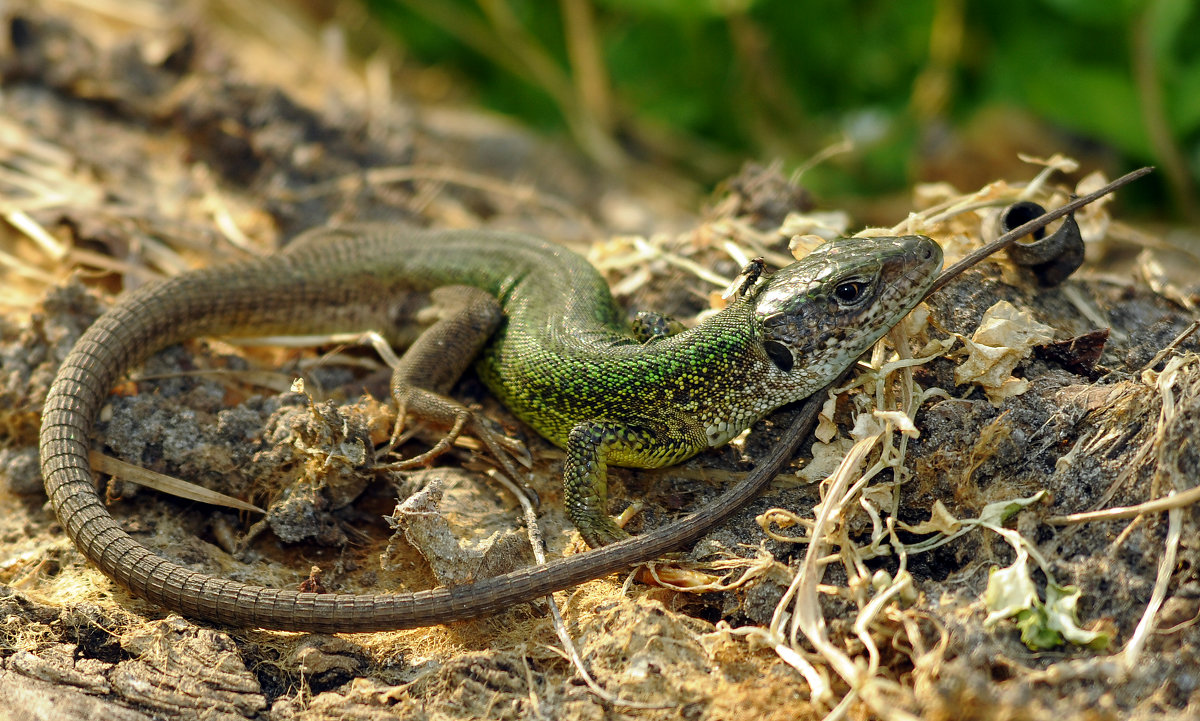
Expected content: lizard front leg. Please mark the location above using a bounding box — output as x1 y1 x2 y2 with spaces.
564 418 706 547
386 285 526 480
630 310 686 343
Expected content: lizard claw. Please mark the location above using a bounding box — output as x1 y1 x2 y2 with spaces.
468 417 530 483
475 415 532 469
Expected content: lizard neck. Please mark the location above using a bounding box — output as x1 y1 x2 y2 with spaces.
663 300 823 446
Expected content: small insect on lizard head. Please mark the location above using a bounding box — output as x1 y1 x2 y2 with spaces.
750 235 942 376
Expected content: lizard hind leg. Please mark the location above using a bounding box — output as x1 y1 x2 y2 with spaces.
383 285 527 480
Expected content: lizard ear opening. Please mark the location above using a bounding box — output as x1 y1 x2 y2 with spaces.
763 340 794 373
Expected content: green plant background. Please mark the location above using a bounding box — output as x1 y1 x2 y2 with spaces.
363 0 1199 217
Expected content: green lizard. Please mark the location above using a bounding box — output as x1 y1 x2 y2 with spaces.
39 226 942 631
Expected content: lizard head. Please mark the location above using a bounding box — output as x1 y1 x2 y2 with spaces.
749 234 942 385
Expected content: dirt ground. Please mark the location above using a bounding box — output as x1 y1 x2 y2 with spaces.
2 3 1200 720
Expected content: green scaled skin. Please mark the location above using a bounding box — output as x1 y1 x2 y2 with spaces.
470 233 944 546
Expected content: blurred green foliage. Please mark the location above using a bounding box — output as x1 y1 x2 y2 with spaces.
364 0 1199 215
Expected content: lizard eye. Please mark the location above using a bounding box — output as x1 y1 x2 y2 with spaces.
833 280 869 305
763 340 794 372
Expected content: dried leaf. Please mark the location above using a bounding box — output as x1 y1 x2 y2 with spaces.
897 500 961 535
955 301 1056 403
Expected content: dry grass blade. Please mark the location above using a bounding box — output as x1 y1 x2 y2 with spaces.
88 450 265 514
1047 485 1200 525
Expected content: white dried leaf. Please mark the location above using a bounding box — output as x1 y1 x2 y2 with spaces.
955 301 1056 404
849 411 884 441
984 548 1038 627
897 500 961 535
1075 170 1113 242
873 409 919 437
798 438 855 483
913 181 961 208
1017 152 1080 174
781 210 850 245
815 393 839 443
